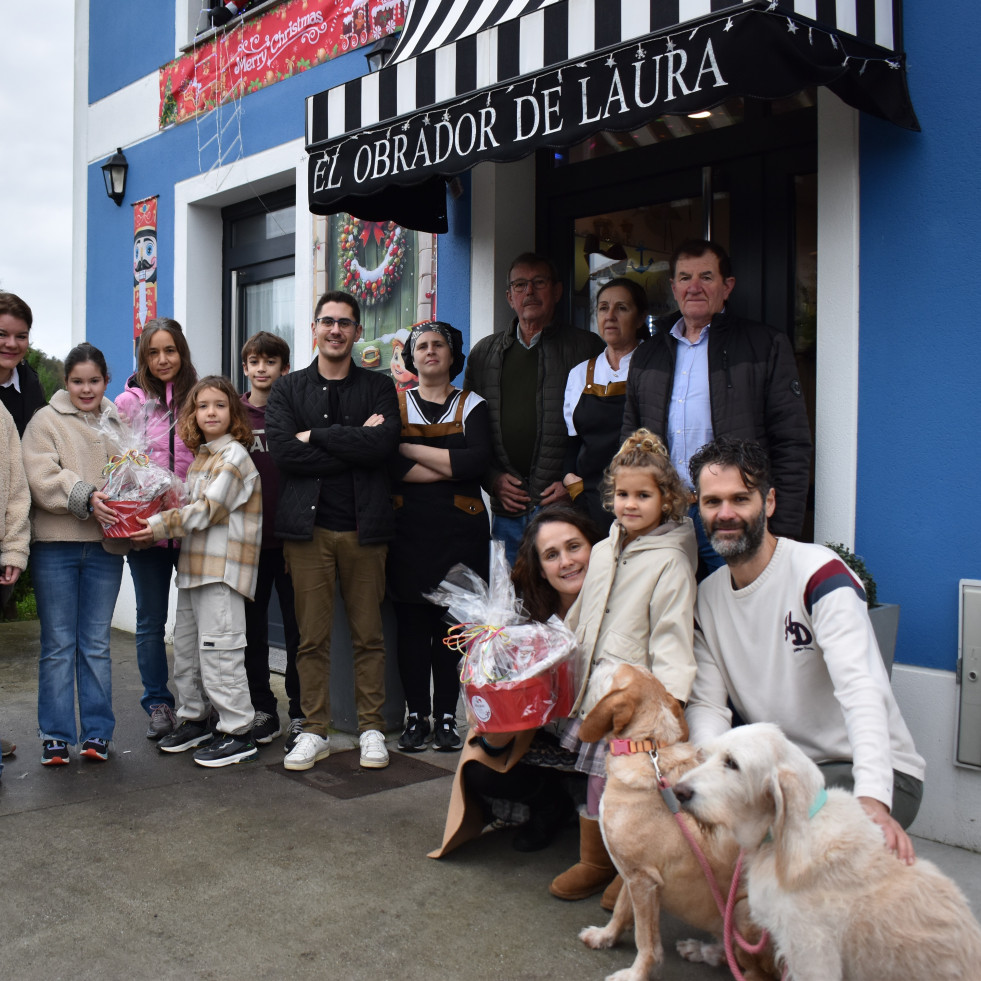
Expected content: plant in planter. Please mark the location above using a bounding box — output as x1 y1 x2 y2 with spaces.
825 541 899 678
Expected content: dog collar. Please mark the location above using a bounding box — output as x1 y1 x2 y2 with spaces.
608 738 659 756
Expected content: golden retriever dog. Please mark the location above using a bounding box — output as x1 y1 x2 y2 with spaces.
674 723 981 981
577 664 776 981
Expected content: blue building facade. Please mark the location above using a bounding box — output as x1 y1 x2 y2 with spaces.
75 0 981 846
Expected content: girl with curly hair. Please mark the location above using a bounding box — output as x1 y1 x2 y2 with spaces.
131 376 262 768
551 429 699 903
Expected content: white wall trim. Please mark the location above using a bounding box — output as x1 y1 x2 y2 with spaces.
172 137 309 377
814 88 860 549
72 0 91 348
87 73 162 164
892 664 981 850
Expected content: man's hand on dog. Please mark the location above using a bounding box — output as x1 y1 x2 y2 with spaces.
859 797 915 865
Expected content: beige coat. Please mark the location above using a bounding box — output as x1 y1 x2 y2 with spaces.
0 403 30 571
567 517 698 717
22 390 128 550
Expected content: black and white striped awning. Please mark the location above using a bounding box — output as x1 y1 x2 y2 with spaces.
307 0 916 230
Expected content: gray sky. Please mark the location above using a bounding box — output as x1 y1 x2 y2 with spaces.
0 5 74 358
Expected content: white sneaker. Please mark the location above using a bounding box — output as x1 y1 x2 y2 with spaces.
359 729 389 769
284 732 330 771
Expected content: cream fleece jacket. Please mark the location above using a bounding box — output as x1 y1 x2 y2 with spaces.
0 403 30 570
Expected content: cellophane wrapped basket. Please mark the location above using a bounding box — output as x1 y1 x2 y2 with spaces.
425 542 581 732
90 401 188 538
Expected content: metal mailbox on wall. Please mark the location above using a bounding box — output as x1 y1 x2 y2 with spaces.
957 580 981 768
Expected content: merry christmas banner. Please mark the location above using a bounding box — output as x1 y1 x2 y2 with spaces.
160 0 404 128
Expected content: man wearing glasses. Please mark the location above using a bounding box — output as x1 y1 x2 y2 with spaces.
266 290 400 772
465 253 604 565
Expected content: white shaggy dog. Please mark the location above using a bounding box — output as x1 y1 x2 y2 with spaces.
673 723 981 981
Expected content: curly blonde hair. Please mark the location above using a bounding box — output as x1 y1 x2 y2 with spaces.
601 429 691 522
177 375 254 452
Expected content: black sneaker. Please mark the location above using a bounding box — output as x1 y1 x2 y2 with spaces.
192 733 259 768
250 710 282 745
397 713 432 752
145 703 176 740
158 719 214 753
80 738 109 761
41 739 70 766
284 717 305 754
433 714 462 752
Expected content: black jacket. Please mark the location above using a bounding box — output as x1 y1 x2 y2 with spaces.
0 360 46 437
622 309 812 538
464 320 604 516
265 358 400 544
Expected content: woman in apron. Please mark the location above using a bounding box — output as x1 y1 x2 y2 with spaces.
562 278 649 531
388 321 492 754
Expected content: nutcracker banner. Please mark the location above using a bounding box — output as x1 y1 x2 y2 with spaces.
133 197 158 364
159 0 405 128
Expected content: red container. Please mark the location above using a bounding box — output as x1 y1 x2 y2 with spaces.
102 499 162 538
464 660 574 733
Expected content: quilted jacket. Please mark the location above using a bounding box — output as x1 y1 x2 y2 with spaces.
464 320 604 516
264 357 400 544
621 308 812 538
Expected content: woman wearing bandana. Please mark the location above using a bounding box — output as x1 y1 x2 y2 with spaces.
388 321 491 753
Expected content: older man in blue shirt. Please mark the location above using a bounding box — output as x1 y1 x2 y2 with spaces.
622 239 812 578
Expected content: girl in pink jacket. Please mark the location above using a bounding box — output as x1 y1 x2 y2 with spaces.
114 319 197 741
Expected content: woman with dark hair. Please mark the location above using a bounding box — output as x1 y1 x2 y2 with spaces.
115 318 198 740
389 321 491 754
22 343 128 764
563 277 650 530
430 504 601 858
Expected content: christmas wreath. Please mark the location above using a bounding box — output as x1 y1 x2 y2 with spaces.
338 219 408 306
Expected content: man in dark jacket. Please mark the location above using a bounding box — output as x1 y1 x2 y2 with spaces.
622 240 812 578
0 292 46 437
464 253 604 565
266 290 399 772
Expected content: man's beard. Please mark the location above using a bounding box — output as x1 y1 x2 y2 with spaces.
708 504 767 560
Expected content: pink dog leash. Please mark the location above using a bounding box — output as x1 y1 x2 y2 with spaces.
611 741 776 981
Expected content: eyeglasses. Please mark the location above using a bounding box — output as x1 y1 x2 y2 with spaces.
314 316 358 329
508 276 552 294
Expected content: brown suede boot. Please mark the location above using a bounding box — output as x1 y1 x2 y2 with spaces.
600 874 622 911
549 815 617 900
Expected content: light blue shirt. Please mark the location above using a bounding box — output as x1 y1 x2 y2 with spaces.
666 317 713 490
515 322 543 350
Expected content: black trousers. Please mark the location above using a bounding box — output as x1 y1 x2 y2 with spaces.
243 547 301 718
393 601 460 719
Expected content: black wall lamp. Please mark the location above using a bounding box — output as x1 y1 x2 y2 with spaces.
364 34 397 73
102 147 129 206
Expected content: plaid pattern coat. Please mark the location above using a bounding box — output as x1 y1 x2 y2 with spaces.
147 434 262 599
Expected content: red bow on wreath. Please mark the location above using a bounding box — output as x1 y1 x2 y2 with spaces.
359 221 386 246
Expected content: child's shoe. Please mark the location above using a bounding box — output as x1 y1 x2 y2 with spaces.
41 739 70 766
283 718 305 754
80 738 109 761
192 732 259 767
158 719 213 753
250 710 282 745
433 714 463 752
397 713 432 753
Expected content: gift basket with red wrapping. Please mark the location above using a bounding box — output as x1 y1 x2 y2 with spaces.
91 402 187 538
426 542 581 732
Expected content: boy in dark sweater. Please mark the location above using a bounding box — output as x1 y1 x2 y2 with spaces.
241 331 303 748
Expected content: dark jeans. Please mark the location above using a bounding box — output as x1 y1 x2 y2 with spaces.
393 601 460 720
243 547 301 719
127 545 178 713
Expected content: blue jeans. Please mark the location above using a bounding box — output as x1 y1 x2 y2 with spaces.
127 546 177 713
33 541 124 744
491 511 536 569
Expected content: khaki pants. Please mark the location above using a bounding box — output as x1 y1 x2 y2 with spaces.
285 528 387 735
172 582 255 736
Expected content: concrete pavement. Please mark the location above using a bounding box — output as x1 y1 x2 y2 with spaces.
2 620 981 981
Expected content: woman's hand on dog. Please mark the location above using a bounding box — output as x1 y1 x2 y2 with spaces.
859 797 915 865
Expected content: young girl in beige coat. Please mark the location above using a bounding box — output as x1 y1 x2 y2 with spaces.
552 430 698 901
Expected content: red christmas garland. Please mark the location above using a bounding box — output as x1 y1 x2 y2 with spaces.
338 219 408 306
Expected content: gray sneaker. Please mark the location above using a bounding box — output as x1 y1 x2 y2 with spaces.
145 704 177 740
